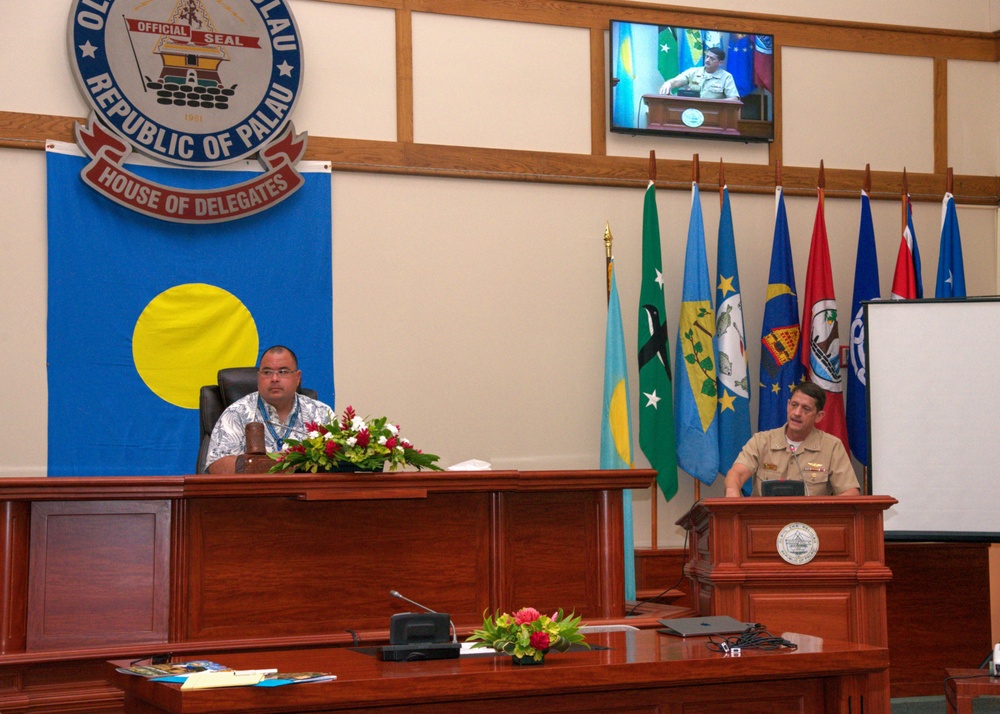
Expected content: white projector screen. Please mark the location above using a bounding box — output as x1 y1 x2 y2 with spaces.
866 298 1000 541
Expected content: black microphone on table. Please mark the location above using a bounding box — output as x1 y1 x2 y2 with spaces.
390 590 457 644
379 590 462 662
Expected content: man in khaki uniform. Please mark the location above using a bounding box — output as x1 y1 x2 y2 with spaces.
724 382 860 497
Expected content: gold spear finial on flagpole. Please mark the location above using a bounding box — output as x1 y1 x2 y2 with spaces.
604 222 614 303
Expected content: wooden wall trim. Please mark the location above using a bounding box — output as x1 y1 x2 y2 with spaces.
934 58 949 175
7 112 995 204
5 0 998 204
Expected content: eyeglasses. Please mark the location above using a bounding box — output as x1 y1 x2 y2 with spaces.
258 368 297 378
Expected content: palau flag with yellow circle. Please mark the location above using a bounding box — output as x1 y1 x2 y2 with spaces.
46 144 333 476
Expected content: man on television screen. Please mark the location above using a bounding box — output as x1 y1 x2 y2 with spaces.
658 46 740 100
723 382 860 497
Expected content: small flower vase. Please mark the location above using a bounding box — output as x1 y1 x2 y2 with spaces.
511 649 547 665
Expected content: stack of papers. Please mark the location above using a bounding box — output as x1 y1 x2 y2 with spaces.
118 661 336 689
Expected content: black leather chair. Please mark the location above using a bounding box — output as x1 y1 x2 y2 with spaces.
197 367 319 474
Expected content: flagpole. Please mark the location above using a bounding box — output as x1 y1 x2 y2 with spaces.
691 153 701 505
647 150 660 552
946 166 954 195
719 159 725 207
862 164 871 495
901 168 909 235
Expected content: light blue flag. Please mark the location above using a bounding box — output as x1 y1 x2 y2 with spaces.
935 192 966 298
601 258 636 600
613 22 637 129
758 187 805 432
715 187 752 495
847 191 879 467
674 184 720 485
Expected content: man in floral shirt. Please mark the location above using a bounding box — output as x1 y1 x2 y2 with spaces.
206 345 334 473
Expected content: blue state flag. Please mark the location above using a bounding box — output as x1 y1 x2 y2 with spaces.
613 22 637 128
908 200 925 299
46 146 334 476
674 184 719 485
726 33 754 96
601 257 636 600
758 187 804 431
847 191 880 467
715 186 752 494
935 192 966 298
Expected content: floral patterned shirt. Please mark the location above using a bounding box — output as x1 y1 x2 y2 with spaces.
206 391 335 469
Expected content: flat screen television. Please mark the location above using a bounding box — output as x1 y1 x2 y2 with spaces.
610 20 775 143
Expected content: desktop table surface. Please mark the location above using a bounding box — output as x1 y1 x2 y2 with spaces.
108 629 889 714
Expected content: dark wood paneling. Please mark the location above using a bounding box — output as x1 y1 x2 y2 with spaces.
0 501 30 654
185 494 492 640
885 541 992 698
502 490 616 617
26 501 170 651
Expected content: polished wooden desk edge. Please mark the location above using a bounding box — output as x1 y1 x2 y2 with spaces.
0 469 656 500
106 631 891 712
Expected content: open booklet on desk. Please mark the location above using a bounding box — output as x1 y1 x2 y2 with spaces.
116 661 335 689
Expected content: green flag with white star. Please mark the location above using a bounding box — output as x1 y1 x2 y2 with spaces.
637 181 679 500
658 27 679 81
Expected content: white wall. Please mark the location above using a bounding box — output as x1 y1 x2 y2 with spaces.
1 0 997 546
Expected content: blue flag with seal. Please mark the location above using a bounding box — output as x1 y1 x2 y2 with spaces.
935 192 966 298
46 144 333 476
601 256 635 600
758 187 804 431
847 190 879 467
715 186 752 494
674 183 719 485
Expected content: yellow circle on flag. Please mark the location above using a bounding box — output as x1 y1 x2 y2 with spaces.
132 284 259 409
609 380 631 465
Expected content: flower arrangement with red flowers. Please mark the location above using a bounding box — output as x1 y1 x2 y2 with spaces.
466 607 587 662
267 406 442 473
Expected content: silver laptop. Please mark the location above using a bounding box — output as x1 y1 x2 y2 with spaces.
657 615 753 637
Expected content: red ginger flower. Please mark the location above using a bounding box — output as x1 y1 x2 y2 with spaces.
514 607 540 625
355 429 370 448
529 631 550 650
324 441 340 457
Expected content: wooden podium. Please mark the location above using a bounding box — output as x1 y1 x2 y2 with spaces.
641 94 743 135
678 496 896 712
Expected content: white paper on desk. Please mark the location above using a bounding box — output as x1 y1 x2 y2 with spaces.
460 643 496 655
448 459 491 471
180 670 264 689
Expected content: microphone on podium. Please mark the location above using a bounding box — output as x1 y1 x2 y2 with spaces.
379 590 462 662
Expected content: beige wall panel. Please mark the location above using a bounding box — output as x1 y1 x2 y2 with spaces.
411 14 591 152
1 3 87 117
289 1 397 141
0 148 48 476
782 48 934 173
640 0 995 32
948 59 1000 178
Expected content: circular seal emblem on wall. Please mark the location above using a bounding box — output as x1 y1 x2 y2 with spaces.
776 522 819 565
69 0 303 166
